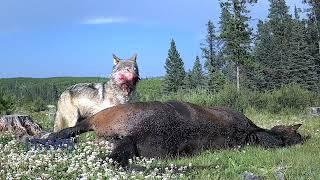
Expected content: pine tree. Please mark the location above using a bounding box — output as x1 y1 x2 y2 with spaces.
219 4 236 84
288 6 319 91
183 70 193 90
190 56 205 89
254 0 293 90
163 39 186 93
219 0 254 91
200 20 225 92
254 20 274 90
268 0 292 88
304 0 320 81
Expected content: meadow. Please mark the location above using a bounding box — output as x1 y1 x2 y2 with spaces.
0 78 320 179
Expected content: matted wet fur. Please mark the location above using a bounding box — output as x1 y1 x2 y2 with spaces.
53 54 140 132
48 101 306 166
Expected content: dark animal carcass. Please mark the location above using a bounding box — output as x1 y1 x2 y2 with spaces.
46 101 305 166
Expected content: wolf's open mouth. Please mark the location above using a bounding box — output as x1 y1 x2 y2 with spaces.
121 83 130 90
117 76 140 93
120 82 135 93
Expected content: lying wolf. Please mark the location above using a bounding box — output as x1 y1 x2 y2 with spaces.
53 54 140 132
47 101 306 166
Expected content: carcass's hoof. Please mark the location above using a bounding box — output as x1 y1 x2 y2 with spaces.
25 137 75 151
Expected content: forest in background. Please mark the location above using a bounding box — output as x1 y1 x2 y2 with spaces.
163 0 319 94
0 77 319 116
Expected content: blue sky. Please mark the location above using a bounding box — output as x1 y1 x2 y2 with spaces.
0 0 305 78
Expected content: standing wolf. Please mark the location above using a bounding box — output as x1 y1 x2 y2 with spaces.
53 54 140 132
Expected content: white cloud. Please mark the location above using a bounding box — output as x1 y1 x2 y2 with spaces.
81 16 129 25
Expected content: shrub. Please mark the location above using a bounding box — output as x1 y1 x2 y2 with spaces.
135 79 320 113
31 98 47 112
135 78 164 102
0 93 16 115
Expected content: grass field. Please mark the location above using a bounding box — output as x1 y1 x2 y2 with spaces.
1 108 319 179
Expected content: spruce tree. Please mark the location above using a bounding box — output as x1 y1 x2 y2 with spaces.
268 0 292 88
183 70 193 90
219 0 254 91
254 0 292 90
288 7 319 91
304 0 320 81
163 39 186 93
190 56 205 89
254 20 275 90
200 20 224 92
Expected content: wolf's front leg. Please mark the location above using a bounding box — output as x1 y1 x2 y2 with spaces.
109 136 139 166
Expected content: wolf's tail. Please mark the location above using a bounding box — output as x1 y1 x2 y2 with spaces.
47 118 93 140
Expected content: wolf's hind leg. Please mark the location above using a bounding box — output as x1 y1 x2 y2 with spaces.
54 91 80 132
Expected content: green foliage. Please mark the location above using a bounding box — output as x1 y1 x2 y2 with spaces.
288 11 319 91
247 84 320 113
254 0 319 92
0 77 106 108
31 98 47 112
264 84 319 113
219 0 253 65
163 39 186 93
1 76 319 115
303 0 320 81
201 20 218 71
200 20 226 92
207 71 226 93
134 78 164 102
0 93 16 115
183 70 193 90
185 56 206 90
219 0 255 90
137 78 320 114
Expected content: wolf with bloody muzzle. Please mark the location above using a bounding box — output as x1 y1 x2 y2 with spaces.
53 54 140 132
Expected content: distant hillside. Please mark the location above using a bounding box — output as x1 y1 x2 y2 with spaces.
0 77 162 105
0 77 107 104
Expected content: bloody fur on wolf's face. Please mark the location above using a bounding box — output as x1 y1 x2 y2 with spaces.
111 54 140 92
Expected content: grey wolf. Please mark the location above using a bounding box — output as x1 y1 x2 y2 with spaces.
53 54 140 132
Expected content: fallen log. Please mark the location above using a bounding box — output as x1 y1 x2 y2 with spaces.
0 115 43 138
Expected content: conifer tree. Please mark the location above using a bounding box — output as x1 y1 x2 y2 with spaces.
201 20 225 92
288 6 319 90
254 20 274 90
219 0 254 91
304 0 320 79
183 70 193 90
163 39 186 93
190 56 205 89
254 0 292 90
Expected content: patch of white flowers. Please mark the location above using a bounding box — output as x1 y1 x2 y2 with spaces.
0 134 191 179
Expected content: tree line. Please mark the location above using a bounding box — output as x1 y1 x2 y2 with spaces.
163 0 320 93
0 77 106 114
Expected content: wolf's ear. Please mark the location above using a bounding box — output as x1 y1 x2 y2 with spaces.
291 124 302 131
113 54 121 65
130 53 137 62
